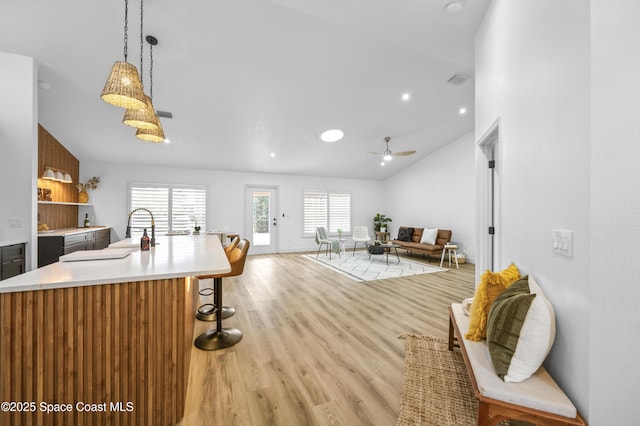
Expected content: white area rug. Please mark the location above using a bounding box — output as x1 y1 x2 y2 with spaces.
303 251 448 282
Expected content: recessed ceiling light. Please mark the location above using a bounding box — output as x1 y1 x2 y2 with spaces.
402 93 410 101
445 1 465 13
320 129 344 143
380 161 385 166
270 152 276 158
459 107 467 115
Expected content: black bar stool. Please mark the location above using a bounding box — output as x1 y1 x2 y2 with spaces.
194 239 250 351
196 236 240 321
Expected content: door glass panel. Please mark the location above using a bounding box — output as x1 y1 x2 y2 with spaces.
252 191 270 246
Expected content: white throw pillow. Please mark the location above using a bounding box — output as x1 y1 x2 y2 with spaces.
486 275 556 383
420 228 438 245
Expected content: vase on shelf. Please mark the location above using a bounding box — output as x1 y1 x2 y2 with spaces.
78 189 89 204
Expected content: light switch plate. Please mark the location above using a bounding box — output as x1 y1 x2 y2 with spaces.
552 229 573 257
8 217 23 228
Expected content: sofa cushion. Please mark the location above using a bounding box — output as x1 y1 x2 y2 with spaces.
411 227 424 243
395 241 440 251
435 229 452 247
420 228 438 244
397 227 414 242
465 263 521 341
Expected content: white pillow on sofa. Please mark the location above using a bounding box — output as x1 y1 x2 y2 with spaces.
420 228 438 245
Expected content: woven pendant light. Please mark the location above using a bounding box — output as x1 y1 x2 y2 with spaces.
135 35 165 142
101 61 145 109
123 94 160 129
136 118 165 143
100 0 146 109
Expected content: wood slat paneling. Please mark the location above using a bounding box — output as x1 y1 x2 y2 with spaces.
37 125 80 229
0 278 197 426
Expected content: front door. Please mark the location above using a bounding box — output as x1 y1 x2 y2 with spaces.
245 186 278 254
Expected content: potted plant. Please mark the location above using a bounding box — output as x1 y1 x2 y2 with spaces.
190 215 201 235
373 213 392 232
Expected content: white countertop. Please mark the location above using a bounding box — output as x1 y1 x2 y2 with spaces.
37 226 110 237
0 240 27 248
0 235 231 293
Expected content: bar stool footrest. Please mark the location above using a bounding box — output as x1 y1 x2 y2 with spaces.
199 287 215 297
196 304 236 321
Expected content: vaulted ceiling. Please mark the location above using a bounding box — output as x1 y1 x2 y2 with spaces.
1 0 489 179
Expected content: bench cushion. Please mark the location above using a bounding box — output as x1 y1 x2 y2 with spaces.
452 303 577 418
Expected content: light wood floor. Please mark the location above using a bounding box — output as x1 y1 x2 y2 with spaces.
179 252 476 426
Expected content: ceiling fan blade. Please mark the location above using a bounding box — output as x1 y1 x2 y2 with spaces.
368 151 382 155
392 150 416 157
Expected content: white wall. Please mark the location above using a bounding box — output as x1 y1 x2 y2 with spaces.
80 160 383 253
382 131 476 262
0 52 38 269
475 0 591 419
590 1 640 423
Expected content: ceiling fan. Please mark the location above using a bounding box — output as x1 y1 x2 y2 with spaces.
368 137 416 162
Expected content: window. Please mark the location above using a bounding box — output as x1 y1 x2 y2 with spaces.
128 183 207 237
303 189 351 236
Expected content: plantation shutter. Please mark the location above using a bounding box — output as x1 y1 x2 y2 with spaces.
172 187 207 232
129 183 206 237
130 185 170 237
303 190 351 237
303 190 328 236
329 192 351 234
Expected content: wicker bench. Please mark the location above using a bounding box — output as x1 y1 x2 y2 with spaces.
448 303 587 426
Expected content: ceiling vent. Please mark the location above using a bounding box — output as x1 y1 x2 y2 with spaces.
156 110 173 119
446 73 470 85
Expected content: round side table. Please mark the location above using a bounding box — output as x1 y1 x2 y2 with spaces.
440 244 459 269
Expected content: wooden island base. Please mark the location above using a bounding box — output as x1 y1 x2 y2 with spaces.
0 277 198 426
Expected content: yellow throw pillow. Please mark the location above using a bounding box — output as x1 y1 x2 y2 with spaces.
464 263 521 341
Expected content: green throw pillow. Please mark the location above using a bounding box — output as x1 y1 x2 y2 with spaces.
486 276 556 383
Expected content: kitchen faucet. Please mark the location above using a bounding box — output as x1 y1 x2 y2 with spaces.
125 208 156 247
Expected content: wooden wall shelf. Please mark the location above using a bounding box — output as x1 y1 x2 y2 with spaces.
38 201 91 206
38 125 82 230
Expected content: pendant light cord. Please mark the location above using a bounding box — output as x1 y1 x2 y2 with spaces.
139 0 144 89
149 41 154 99
123 0 129 62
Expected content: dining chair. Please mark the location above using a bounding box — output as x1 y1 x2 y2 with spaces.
315 227 340 259
352 226 371 255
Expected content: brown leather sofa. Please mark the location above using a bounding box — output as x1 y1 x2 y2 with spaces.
390 227 452 259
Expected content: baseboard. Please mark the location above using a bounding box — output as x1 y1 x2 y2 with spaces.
262 246 475 264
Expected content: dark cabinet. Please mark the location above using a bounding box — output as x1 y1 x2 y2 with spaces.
94 228 110 250
38 228 111 267
1 243 26 280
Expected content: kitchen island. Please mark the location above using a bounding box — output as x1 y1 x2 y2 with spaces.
0 235 230 425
